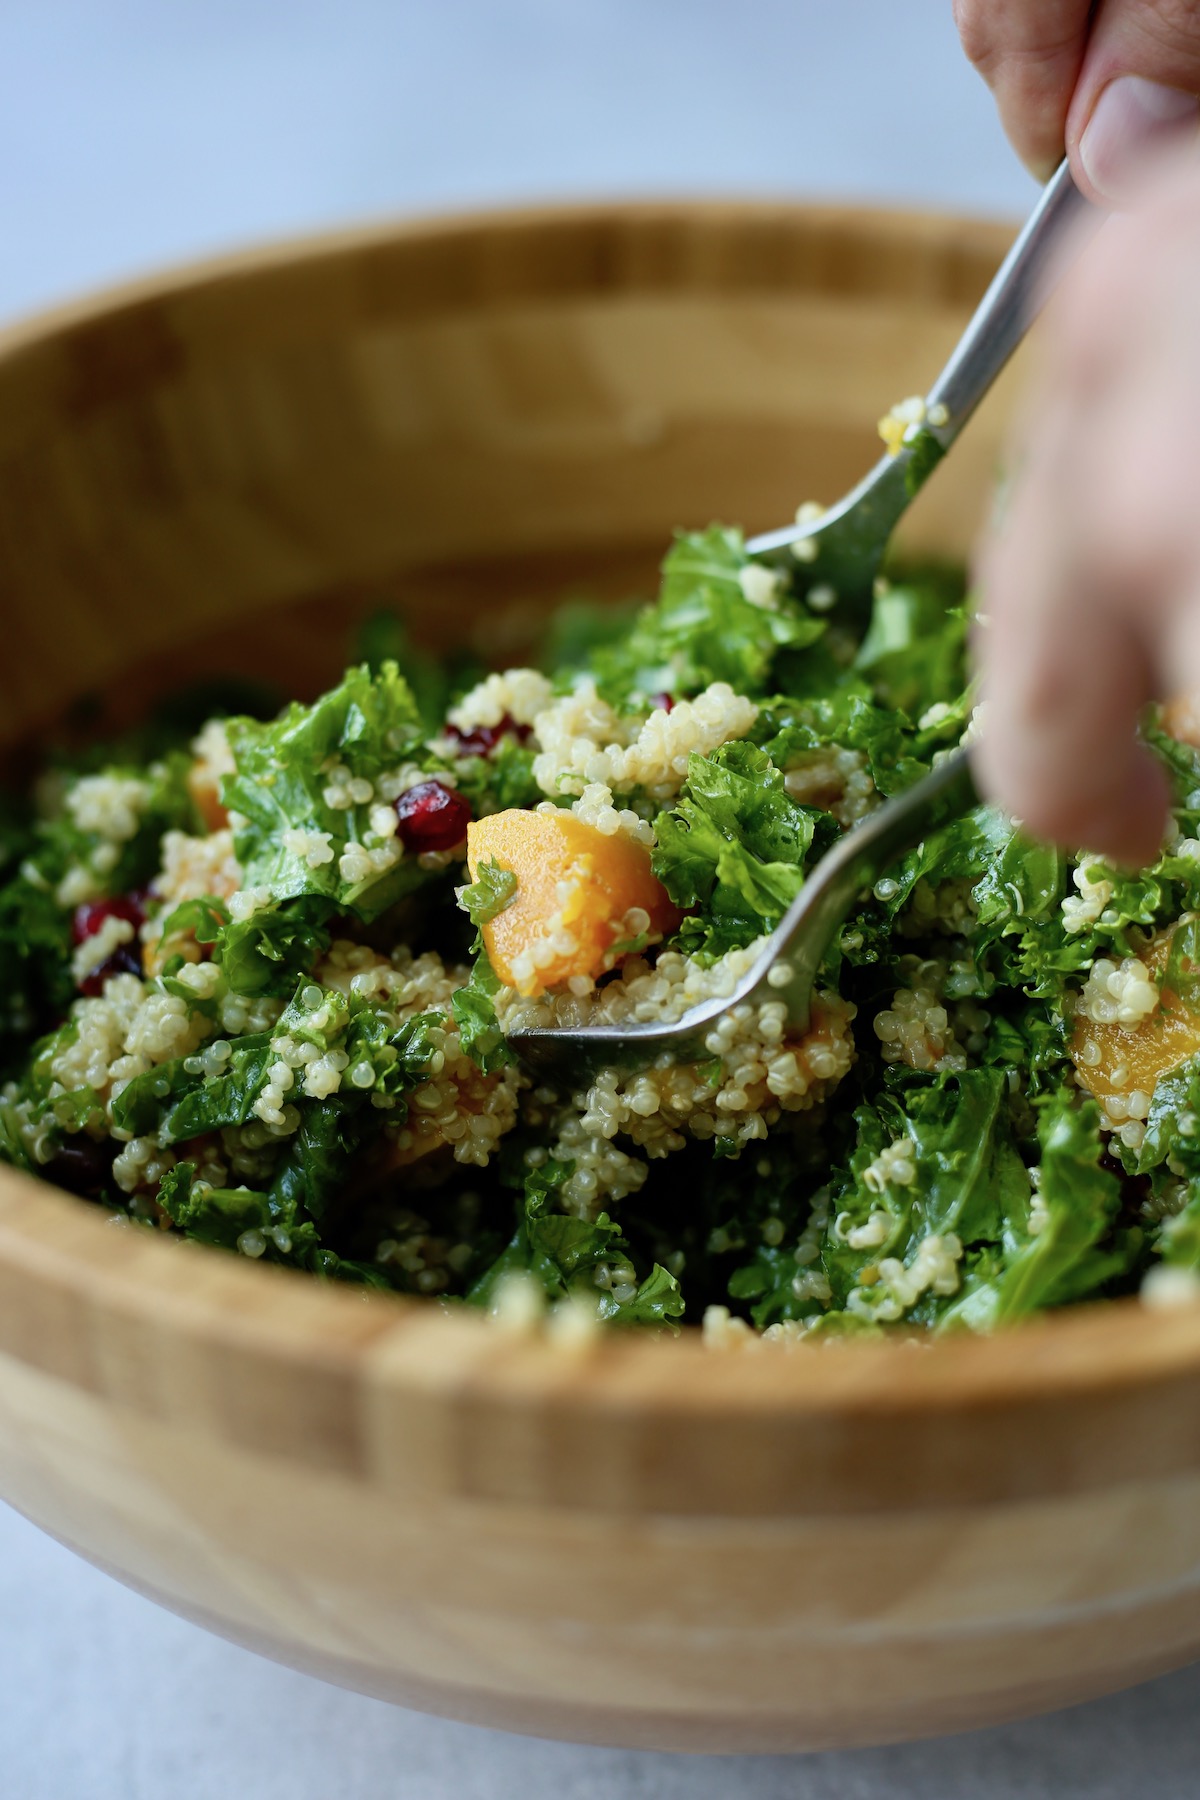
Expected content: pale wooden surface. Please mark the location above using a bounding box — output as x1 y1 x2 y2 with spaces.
2 201 1199 1752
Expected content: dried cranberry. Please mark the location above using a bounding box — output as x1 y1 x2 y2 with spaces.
79 943 144 998
73 894 146 995
393 780 473 853
72 893 145 946
648 692 674 713
445 715 531 759
40 1134 117 1201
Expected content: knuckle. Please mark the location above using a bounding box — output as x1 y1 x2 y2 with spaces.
956 1 1090 78
953 1 998 75
1134 0 1200 64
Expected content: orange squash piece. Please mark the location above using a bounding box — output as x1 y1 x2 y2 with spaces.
188 759 229 833
467 809 680 997
1162 696 1200 749
1072 928 1200 1104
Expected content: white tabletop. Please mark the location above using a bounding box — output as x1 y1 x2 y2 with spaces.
5 2 1194 1793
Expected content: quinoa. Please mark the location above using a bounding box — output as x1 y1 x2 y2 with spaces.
531 679 758 801
783 746 876 827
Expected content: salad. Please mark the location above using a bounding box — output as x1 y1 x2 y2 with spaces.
2 525 1200 1342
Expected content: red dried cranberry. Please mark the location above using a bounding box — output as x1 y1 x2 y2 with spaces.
41 1134 117 1200
72 893 145 945
393 780 473 853
445 715 532 758
73 894 147 995
79 943 144 998
648 692 675 714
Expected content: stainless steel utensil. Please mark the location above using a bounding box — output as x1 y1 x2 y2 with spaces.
509 747 977 1083
746 159 1095 607
507 163 1097 1082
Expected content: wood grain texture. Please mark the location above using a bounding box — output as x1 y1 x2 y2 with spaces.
2 200 1198 1752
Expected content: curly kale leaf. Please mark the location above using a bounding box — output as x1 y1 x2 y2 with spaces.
653 741 828 956
819 1071 1029 1315
852 577 966 718
223 661 431 920
941 1089 1133 1329
468 1157 683 1328
591 526 825 705
156 1162 391 1287
451 947 513 1075
458 859 517 928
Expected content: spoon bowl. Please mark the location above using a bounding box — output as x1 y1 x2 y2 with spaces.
747 160 1096 606
508 747 978 1083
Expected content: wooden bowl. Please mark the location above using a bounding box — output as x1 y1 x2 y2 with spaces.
2 202 1199 1756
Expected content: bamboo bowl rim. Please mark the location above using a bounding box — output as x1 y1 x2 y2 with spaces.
4 201 1199 1505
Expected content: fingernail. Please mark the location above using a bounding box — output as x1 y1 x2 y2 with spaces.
1080 76 1200 202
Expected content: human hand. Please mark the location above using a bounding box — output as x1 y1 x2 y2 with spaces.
971 155 1200 865
953 0 1200 202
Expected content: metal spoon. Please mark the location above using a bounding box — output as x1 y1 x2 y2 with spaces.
507 164 1096 1082
747 158 1096 607
510 747 978 1083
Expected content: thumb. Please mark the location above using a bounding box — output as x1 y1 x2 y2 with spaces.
1068 0 1200 203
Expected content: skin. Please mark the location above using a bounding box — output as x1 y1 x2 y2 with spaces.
952 0 1200 863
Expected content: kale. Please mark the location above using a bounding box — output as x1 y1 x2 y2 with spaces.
653 741 828 956
468 1157 684 1328
0 751 198 1074
1137 1053 1200 1177
451 947 513 1075
457 860 518 928
852 575 966 717
590 526 825 706
223 661 432 920
156 1162 391 1288
939 1089 1133 1329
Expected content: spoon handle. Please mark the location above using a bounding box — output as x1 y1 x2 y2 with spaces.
925 159 1097 448
746 163 1100 576
747 748 980 1032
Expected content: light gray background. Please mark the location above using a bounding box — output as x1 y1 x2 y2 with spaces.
3 3 1194 1796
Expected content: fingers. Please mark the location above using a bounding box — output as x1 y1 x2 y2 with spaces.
973 395 1169 865
961 10 1200 862
955 0 1200 202
974 518 1172 865
1068 0 1200 204
968 186 1200 864
953 0 1094 177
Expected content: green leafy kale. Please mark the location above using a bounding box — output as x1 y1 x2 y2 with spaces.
940 1089 1133 1330
1137 1052 1200 1177
853 576 966 718
451 947 513 1074
818 1071 1027 1315
468 1157 684 1328
156 1162 390 1287
653 741 826 956
223 661 432 919
590 526 825 705
458 859 517 927
0 752 198 1074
